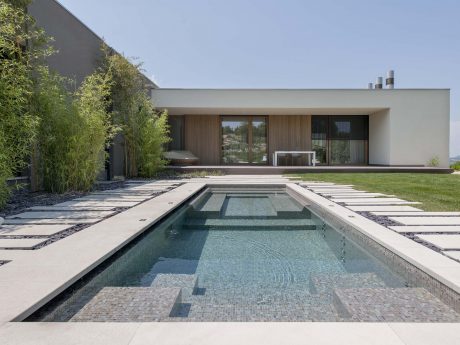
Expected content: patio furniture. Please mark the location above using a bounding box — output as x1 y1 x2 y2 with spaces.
273 151 316 167
164 151 199 166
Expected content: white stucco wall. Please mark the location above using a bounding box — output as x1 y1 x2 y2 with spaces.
152 89 450 167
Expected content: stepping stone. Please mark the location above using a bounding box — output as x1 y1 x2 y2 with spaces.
416 234 460 250
309 273 386 294
389 217 460 226
347 205 423 212
333 287 460 322
28 205 116 211
0 224 72 236
310 188 355 193
443 251 460 261
343 201 421 205
331 197 405 203
71 287 182 322
5 210 115 219
75 195 149 201
2 218 95 225
389 226 460 233
57 200 140 208
0 238 47 249
310 185 354 188
372 211 460 216
323 193 393 198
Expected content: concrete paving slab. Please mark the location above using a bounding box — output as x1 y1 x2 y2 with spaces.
56 200 140 208
372 211 460 216
5 210 115 219
389 323 460 345
309 185 354 188
347 205 423 212
389 226 460 233
129 323 405 345
2 218 96 225
443 251 460 261
75 195 149 201
0 224 72 236
342 201 421 205
323 193 394 198
0 322 140 345
28 205 116 211
331 197 405 203
390 217 460 225
417 234 460 250
0 238 46 249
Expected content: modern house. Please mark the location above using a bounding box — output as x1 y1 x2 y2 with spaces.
152 88 450 168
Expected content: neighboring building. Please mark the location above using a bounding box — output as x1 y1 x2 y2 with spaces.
152 88 450 168
28 0 156 180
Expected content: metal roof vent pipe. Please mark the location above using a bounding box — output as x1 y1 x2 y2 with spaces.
368 83 373 89
386 70 395 89
375 77 383 89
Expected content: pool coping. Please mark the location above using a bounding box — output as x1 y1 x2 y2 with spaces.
0 178 459 344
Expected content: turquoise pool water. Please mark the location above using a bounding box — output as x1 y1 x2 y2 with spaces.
29 189 460 322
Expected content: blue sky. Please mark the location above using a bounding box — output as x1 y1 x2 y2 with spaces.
58 0 460 156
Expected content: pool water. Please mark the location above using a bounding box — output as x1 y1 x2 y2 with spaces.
30 189 460 322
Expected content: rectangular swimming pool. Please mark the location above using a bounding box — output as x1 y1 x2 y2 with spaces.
28 187 460 322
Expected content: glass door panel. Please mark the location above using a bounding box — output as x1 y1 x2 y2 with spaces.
221 118 249 164
251 117 267 164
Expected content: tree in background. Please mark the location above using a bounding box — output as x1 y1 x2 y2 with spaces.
104 50 169 178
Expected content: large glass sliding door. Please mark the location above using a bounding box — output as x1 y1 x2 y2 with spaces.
312 115 368 165
221 116 267 164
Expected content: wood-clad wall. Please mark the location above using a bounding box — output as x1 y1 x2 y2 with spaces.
184 115 220 165
268 115 311 165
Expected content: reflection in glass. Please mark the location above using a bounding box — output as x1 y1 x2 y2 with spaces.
251 118 267 164
222 119 249 164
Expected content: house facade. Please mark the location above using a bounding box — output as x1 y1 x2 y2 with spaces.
152 88 450 168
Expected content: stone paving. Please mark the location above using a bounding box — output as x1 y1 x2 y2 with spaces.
0 180 180 251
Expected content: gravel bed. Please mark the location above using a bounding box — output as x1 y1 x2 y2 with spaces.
0 180 126 218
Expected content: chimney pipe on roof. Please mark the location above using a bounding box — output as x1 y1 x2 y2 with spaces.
386 70 395 89
368 83 373 89
375 77 383 89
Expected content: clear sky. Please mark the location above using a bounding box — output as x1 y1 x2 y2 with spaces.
58 0 460 157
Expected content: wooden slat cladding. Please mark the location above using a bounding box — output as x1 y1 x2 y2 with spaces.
268 115 311 165
184 115 220 165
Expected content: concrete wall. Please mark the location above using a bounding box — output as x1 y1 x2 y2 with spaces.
152 89 450 167
369 109 390 165
29 0 104 86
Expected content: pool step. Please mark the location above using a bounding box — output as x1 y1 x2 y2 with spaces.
182 218 316 230
71 287 182 322
190 193 226 217
309 272 387 294
170 300 340 321
333 287 460 322
150 274 199 298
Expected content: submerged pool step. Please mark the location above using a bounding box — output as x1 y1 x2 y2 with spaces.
332 287 460 322
309 272 387 294
150 273 199 298
182 218 317 230
189 193 226 218
71 287 182 322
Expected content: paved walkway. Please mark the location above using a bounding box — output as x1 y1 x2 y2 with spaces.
300 181 460 263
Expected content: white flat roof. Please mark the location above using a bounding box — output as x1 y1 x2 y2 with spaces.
151 88 449 115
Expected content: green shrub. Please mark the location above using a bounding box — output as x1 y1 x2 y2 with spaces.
0 1 49 206
451 162 460 171
104 51 170 177
33 67 113 192
427 156 440 167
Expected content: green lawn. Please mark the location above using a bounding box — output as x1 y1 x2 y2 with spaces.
288 173 460 211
